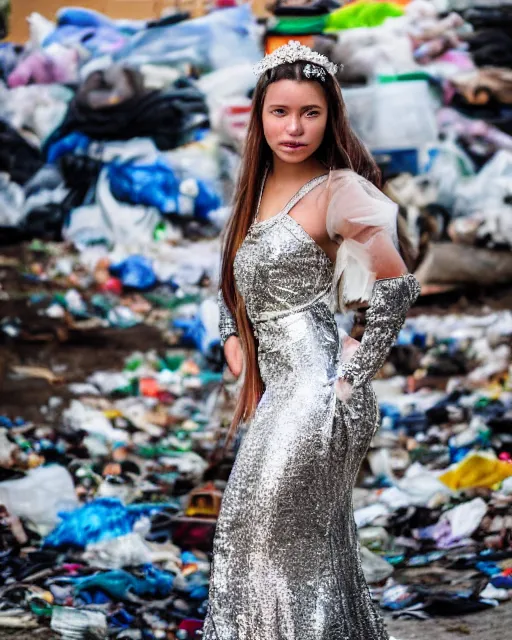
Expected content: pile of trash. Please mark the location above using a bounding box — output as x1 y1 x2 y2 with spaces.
0 4 258 248
357 309 512 617
0 244 232 637
0 0 511 287
1 0 512 638
1 285 512 636
311 0 512 285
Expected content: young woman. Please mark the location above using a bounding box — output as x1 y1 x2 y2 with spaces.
201 41 420 640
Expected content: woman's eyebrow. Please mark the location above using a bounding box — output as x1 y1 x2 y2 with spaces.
267 104 324 109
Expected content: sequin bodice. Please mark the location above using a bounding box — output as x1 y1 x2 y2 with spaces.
233 175 333 324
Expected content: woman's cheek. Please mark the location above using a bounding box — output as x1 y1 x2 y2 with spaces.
311 118 328 147
264 121 281 148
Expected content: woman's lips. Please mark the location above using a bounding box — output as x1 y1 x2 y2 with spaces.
279 142 307 150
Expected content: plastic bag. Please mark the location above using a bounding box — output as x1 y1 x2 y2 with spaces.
114 5 261 73
27 12 56 48
453 149 512 218
44 497 158 548
439 451 512 490
197 64 256 128
342 80 438 150
51 607 107 640
0 174 25 226
108 157 221 220
172 298 220 353
63 169 161 249
0 465 78 535
108 157 180 215
427 136 476 211
110 255 157 290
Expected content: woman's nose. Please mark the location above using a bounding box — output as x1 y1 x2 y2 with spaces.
286 115 303 136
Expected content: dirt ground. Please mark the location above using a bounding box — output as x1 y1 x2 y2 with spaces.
1 605 511 640
386 603 512 638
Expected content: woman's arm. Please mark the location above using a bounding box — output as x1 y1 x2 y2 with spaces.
218 289 243 378
325 171 421 394
218 289 238 346
326 171 402 313
337 271 420 391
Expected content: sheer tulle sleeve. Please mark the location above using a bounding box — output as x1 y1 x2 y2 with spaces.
325 170 405 312
324 170 421 392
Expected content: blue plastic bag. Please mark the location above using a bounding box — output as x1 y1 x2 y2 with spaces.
72 564 174 600
47 132 91 164
57 7 117 29
108 158 181 215
43 497 160 548
172 315 207 352
43 25 127 55
108 157 221 220
110 255 157 290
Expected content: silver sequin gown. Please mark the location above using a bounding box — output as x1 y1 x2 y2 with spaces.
202 175 421 640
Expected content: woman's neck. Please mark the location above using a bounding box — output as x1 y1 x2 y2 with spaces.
270 155 327 183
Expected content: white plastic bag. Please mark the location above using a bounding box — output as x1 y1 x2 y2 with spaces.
0 466 78 535
343 80 438 150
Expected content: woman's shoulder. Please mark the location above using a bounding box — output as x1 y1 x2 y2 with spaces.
325 169 371 207
328 168 376 191
327 168 396 208
329 168 359 179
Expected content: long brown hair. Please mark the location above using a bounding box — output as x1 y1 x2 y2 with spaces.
220 61 414 451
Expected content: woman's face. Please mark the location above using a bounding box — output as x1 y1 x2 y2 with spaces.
262 79 328 165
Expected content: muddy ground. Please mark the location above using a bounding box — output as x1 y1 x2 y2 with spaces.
386 602 512 638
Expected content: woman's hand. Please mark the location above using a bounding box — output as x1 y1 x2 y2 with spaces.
224 335 243 378
341 334 360 363
335 334 358 402
335 378 353 402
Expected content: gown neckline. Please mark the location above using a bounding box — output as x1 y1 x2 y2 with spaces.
251 169 329 228
248 169 334 267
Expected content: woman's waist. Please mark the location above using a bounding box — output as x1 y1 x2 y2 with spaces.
254 295 339 359
250 285 331 330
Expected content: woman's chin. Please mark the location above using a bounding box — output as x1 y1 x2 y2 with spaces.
274 149 313 164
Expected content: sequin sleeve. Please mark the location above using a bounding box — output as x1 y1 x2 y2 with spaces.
337 274 421 388
218 289 239 346
325 169 400 313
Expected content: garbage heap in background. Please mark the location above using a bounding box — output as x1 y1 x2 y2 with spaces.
0 1 512 638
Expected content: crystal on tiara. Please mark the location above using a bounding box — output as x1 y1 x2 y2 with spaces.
253 40 339 79
303 63 326 82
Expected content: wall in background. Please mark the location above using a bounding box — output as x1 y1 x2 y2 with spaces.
8 0 222 43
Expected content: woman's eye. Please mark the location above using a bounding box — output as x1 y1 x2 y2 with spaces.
272 109 285 116
306 110 320 117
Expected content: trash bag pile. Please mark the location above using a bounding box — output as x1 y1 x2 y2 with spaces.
267 0 512 284
354 309 512 617
1 293 512 636
0 248 233 638
0 1 512 638
0 4 259 247
1 1 512 284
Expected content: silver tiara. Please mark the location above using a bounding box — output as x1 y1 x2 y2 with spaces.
253 40 339 80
